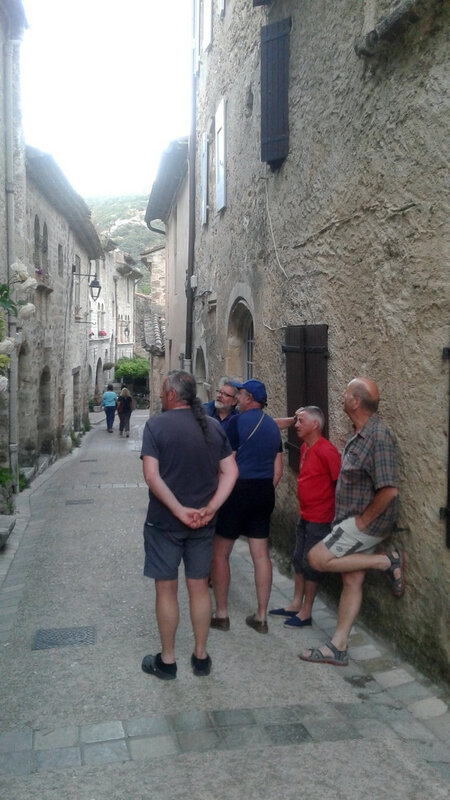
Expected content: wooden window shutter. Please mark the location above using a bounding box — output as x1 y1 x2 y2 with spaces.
283 325 329 471
260 18 290 168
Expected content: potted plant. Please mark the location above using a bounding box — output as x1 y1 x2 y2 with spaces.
99 330 107 337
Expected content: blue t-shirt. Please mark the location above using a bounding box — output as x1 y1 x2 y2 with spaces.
226 409 282 480
102 390 117 407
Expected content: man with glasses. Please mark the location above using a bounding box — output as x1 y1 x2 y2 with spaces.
203 377 239 432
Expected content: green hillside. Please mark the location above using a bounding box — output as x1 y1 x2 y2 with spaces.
86 194 165 293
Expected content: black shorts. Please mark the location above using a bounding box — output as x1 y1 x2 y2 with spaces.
215 478 275 540
292 518 331 582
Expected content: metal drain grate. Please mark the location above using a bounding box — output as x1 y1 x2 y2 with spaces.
65 499 94 505
32 626 96 651
80 459 97 463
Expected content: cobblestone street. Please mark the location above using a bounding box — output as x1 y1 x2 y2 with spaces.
0 411 449 799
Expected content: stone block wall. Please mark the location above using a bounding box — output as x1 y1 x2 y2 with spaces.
190 0 450 680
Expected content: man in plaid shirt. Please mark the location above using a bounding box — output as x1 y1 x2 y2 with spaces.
300 377 405 667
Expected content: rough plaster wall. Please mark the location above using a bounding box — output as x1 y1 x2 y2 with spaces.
192 0 450 679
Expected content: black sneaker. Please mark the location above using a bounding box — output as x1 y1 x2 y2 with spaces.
141 653 177 680
191 653 212 677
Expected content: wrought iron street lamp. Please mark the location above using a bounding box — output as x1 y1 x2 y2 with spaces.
72 265 102 301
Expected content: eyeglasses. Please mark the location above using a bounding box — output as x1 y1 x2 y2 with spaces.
216 388 236 399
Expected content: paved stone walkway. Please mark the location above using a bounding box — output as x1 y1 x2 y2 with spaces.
0 411 449 799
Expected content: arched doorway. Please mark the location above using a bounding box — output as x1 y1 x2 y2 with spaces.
38 367 53 454
226 299 255 381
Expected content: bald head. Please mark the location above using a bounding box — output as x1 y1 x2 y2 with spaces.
348 378 380 414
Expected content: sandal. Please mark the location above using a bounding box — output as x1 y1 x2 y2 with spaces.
384 547 405 598
299 640 348 666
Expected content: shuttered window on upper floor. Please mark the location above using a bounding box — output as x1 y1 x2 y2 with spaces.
215 98 227 212
260 18 291 169
283 325 329 472
200 131 209 225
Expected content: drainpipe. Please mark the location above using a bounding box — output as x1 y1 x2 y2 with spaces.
184 0 197 375
4 37 20 492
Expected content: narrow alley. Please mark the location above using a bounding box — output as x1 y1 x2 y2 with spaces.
0 412 449 800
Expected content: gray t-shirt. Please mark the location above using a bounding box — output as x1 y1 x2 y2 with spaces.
141 408 232 531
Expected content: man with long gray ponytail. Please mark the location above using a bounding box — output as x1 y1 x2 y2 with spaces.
140 370 238 680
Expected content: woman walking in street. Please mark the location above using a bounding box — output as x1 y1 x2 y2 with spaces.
117 386 133 437
102 383 117 433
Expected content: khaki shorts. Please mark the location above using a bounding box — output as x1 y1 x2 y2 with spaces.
323 517 384 557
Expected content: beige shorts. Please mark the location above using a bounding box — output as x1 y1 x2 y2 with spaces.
323 517 384 557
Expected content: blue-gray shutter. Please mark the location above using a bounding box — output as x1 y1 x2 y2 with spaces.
260 18 291 168
282 325 329 471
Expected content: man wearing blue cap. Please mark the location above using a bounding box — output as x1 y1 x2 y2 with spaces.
210 379 283 634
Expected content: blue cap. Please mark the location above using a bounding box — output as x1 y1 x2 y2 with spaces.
234 379 267 405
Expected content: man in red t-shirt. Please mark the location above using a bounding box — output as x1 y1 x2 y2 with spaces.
270 406 341 628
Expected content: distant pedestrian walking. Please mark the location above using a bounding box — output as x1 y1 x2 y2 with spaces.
117 387 133 437
101 383 117 433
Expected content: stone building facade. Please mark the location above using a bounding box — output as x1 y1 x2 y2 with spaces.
188 0 449 679
0 0 27 479
145 138 192 385
20 146 103 463
88 245 141 399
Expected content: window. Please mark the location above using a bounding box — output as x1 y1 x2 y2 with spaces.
202 0 213 52
33 215 40 270
245 320 254 379
215 98 227 212
74 254 81 316
218 0 225 18
193 0 201 74
200 131 209 225
260 18 291 168
283 325 329 471
42 223 48 273
58 244 64 277
226 299 254 379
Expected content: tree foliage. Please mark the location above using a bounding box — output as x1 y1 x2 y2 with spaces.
114 356 149 380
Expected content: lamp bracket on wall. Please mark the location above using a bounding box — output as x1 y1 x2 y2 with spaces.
72 265 102 301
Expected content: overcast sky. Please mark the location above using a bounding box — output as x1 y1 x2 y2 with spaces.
20 0 192 199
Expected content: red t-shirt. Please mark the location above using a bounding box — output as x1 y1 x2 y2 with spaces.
297 436 341 523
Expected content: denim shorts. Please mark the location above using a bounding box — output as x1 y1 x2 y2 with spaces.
323 517 384 557
143 522 215 580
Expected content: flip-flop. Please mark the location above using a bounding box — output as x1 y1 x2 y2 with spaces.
299 641 348 666
384 547 405 598
269 608 298 617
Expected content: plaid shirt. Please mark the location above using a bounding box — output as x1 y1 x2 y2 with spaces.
334 415 398 538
